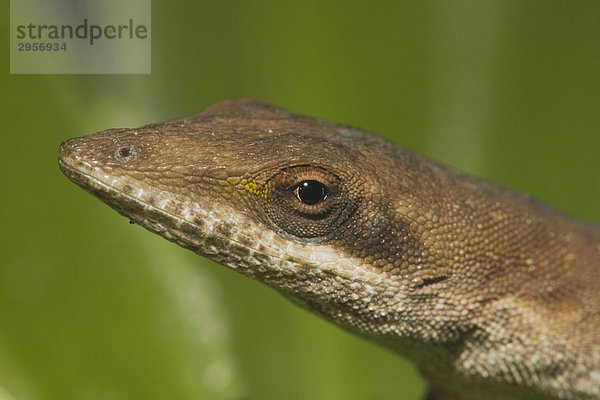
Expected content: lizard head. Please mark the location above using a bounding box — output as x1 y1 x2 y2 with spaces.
58 99 479 345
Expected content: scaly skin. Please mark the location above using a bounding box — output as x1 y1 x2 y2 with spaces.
58 99 600 400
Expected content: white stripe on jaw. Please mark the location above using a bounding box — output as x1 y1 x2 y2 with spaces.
89 166 400 296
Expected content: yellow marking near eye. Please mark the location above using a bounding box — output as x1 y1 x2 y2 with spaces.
244 182 269 199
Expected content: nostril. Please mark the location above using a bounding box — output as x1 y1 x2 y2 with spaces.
118 147 132 158
114 145 139 162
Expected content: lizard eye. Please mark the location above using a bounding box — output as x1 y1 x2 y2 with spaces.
294 180 328 205
257 166 356 240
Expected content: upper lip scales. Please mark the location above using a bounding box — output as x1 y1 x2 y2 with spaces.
57 145 312 270
57 138 82 173
58 139 85 186
56 137 319 274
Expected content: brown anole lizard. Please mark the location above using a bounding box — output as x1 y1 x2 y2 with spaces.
58 99 600 400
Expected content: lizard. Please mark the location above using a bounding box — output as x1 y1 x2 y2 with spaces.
58 98 600 400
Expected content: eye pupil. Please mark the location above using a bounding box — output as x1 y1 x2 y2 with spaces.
296 180 327 205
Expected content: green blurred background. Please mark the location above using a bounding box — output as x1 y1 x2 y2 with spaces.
1 1 599 399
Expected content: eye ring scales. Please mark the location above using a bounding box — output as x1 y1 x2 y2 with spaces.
256 165 356 240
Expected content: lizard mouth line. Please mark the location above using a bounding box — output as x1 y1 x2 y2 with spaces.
58 158 320 272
